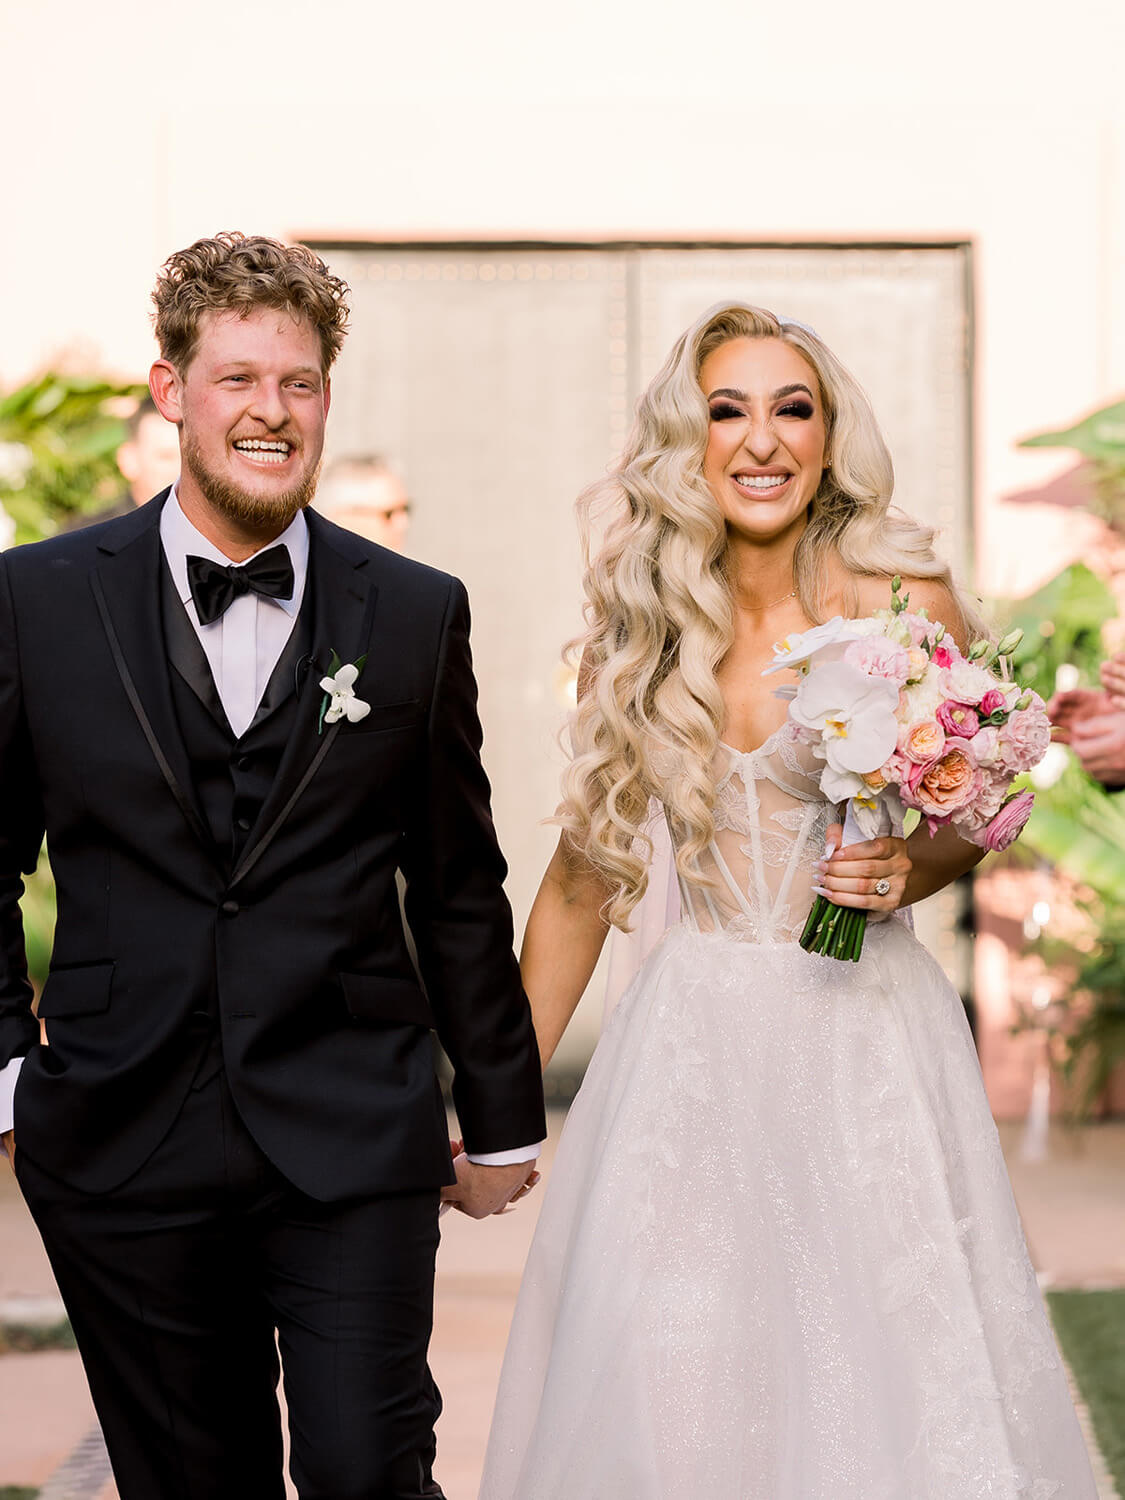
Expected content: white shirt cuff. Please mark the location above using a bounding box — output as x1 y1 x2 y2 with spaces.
466 1142 542 1166
0 1056 24 1142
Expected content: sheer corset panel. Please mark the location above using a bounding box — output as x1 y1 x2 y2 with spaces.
673 727 834 946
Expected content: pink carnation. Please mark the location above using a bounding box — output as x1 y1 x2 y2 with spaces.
940 659 992 706
844 637 911 684
997 696 1050 774
967 725 1002 768
956 773 1007 833
900 612 937 649
970 790 1035 852
936 701 980 739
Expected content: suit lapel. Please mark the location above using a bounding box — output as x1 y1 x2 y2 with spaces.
159 559 232 734
91 498 219 863
230 513 377 888
244 602 314 733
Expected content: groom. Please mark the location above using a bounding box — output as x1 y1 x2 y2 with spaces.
0 233 546 1498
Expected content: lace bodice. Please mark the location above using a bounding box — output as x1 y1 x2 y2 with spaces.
673 726 833 945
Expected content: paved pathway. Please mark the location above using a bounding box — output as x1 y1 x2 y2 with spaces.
2 1116 1122 1498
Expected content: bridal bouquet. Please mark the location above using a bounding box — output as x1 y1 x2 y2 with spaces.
765 579 1050 962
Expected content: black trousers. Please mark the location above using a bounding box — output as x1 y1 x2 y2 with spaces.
16 1057 445 1500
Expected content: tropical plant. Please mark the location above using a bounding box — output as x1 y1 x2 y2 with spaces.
0 370 145 985
1021 397 1125 532
1001 562 1117 698
0 371 146 543
1024 897 1125 1120
1005 402 1125 1115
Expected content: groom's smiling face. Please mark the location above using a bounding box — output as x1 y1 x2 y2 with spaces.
154 305 331 544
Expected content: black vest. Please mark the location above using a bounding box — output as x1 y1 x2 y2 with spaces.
160 565 314 868
160 567 315 1081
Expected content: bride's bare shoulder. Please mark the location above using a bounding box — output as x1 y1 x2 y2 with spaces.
845 573 969 650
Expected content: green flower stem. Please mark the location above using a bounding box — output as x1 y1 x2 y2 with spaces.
800 899 870 962
800 895 827 949
846 910 868 962
839 909 857 960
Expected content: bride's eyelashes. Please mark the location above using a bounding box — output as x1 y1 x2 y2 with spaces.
707 399 816 423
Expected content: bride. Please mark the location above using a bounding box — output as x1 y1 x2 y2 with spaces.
479 303 1097 1498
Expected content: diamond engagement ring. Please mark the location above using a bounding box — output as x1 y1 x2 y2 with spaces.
874 878 891 897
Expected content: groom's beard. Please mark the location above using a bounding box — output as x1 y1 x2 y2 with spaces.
182 430 321 532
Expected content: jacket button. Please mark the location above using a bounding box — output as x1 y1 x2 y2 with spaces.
236 816 251 831
236 755 253 772
220 899 240 917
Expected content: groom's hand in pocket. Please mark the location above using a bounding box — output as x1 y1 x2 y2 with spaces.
441 1155 539 1219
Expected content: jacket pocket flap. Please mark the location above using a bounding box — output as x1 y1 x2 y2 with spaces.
343 699 424 735
38 962 115 1018
339 974 434 1029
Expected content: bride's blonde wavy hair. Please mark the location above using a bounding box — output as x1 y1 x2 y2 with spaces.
560 299 983 928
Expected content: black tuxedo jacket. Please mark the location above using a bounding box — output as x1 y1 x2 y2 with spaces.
0 495 545 1197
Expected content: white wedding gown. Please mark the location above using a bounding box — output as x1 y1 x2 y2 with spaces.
479 731 1097 1500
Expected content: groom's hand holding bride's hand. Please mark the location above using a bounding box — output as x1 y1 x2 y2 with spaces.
815 825 911 917
440 1149 540 1220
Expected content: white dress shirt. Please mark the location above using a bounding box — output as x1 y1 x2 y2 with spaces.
161 487 308 737
2 492 538 1168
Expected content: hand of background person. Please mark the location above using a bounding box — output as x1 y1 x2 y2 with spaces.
1046 686 1116 742
814 825 911 918
1 1130 14 1169
1100 651 1125 707
1067 711 1125 786
440 1154 540 1219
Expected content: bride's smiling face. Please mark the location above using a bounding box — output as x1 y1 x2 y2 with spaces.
699 337 828 544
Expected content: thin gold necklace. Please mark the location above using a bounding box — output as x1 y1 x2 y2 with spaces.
745 589 797 611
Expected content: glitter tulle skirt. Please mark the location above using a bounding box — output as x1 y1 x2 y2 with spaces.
478 920 1096 1500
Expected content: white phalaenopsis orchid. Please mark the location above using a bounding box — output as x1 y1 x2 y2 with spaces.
763 617 866 676
319 663 371 725
790 662 899 774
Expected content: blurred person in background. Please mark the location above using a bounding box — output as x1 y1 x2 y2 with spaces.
1049 649 1125 785
66 395 181 530
316 453 412 552
478 301 1098 1500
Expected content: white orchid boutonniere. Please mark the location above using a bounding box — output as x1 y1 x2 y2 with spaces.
318 651 370 733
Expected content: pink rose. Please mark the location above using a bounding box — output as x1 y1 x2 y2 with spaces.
844 637 911 684
932 644 955 669
998 697 1050 774
899 719 945 764
901 744 983 818
936 701 980 739
970 790 1035 852
979 688 1005 717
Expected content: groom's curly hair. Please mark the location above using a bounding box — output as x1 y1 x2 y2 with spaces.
152 231 350 375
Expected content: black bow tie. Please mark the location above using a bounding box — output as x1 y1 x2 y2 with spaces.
187 546 295 626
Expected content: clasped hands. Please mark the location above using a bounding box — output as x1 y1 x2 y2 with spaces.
1048 651 1125 786
439 1139 541 1220
814 823 912 915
